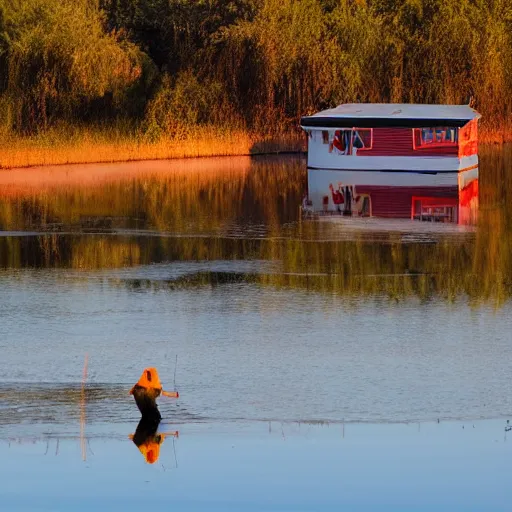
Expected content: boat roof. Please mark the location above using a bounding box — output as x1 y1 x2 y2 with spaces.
300 103 481 129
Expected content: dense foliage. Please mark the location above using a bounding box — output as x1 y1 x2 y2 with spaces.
1 0 511 136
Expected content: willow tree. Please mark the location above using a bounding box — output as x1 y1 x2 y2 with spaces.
143 71 242 140
219 0 339 131
469 0 512 129
100 0 257 71
327 0 402 104
1 0 144 133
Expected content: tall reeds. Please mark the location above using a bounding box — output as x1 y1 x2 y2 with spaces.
0 125 305 169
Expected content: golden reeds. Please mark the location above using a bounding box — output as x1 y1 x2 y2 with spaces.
0 127 305 170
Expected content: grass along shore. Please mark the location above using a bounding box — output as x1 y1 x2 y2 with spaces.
0 126 305 170
0 122 509 170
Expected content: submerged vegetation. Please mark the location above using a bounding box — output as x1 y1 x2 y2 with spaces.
0 0 512 166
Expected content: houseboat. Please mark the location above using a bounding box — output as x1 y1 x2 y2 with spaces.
300 103 480 224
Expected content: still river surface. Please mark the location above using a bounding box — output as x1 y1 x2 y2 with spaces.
1 148 512 510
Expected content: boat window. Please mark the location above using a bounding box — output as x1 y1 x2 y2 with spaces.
322 131 329 144
328 128 372 155
353 128 373 151
329 130 349 154
413 127 458 149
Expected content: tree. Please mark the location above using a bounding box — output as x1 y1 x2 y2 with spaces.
2 0 144 133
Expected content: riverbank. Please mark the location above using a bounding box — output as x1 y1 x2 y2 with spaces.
0 123 509 170
0 127 305 169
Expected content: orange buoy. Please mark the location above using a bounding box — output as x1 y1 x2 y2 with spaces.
130 367 179 418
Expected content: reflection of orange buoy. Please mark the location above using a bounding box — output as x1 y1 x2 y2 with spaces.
129 416 178 464
130 367 179 418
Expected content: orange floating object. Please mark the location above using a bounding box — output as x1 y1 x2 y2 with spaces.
130 367 179 418
130 367 163 394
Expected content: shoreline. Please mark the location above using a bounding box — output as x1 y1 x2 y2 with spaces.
0 126 509 170
0 130 306 170
0 149 307 172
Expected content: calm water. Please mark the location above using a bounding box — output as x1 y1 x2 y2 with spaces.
1 149 512 510
2 420 511 511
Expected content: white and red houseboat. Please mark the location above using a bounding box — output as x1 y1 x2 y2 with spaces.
300 103 480 224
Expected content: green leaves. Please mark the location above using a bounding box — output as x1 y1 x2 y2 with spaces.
1 0 512 136
2 0 144 133
143 71 237 141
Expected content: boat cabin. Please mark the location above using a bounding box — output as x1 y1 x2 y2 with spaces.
300 103 480 224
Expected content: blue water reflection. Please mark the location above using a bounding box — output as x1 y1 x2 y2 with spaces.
1 420 511 511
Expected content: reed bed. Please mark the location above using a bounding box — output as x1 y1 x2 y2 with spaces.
0 128 305 169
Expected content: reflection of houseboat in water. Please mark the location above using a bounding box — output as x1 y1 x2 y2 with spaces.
300 104 479 225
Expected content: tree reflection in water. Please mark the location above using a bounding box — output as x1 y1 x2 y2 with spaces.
1 148 512 305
